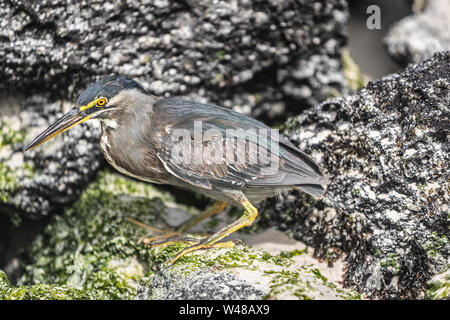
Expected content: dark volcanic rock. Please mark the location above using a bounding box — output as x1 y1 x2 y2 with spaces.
385 0 450 65
0 0 348 119
0 0 348 217
261 52 450 299
0 96 103 218
138 271 265 300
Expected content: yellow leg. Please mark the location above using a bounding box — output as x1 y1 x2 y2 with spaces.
130 201 227 245
127 217 166 234
169 200 258 263
178 201 227 233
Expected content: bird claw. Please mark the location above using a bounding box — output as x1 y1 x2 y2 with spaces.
169 239 239 264
139 231 210 247
138 231 179 244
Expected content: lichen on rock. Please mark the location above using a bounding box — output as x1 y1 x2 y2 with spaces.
137 243 359 300
427 267 450 300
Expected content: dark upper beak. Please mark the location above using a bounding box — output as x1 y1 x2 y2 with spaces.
24 107 90 152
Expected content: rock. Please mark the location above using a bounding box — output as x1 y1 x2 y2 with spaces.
0 0 348 120
427 268 450 300
17 170 359 300
0 95 103 219
136 246 359 300
385 0 450 65
145 271 266 300
260 51 450 299
17 170 171 299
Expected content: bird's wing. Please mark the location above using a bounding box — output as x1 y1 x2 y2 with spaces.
152 98 328 192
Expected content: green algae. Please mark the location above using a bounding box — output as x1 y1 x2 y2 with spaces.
427 270 450 300
0 270 91 300
263 267 360 300
380 254 399 269
145 244 360 300
18 169 171 299
0 121 25 202
0 120 26 148
0 162 19 203
423 232 448 258
0 120 34 209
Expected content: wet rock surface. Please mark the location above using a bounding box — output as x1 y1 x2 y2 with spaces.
385 0 450 65
0 0 348 120
261 51 450 299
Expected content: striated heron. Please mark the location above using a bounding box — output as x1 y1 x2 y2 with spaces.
25 75 329 263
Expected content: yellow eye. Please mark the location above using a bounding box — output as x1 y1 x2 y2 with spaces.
96 98 107 107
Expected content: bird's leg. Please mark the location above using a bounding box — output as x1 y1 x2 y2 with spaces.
169 200 258 263
177 201 227 233
127 217 167 234
136 201 227 245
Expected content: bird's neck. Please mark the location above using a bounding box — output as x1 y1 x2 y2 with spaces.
100 118 119 131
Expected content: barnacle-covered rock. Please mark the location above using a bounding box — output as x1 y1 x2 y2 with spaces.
385 0 450 65
261 51 450 299
0 0 348 120
0 95 103 219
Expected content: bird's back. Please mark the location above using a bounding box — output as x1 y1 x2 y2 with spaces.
149 98 329 202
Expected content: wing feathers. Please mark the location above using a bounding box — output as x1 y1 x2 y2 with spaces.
153 98 329 197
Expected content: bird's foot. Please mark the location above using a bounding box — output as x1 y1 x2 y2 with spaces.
167 200 257 263
127 217 168 234
128 216 212 247
169 239 243 264
139 231 210 246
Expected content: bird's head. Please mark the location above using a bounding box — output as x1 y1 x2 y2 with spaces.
24 75 147 151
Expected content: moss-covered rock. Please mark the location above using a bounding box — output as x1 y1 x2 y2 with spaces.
18 170 171 299
17 169 358 300
341 48 367 91
136 245 360 300
427 268 450 300
0 114 33 206
0 269 92 300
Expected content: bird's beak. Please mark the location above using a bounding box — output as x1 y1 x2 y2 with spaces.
24 107 91 151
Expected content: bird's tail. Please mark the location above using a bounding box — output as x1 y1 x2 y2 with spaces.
293 184 327 199
278 141 330 199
